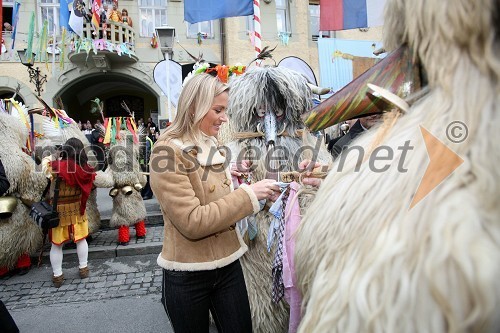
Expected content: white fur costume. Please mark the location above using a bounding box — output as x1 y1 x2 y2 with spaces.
94 128 147 243
295 0 500 332
224 66 332 332
0 111 47 271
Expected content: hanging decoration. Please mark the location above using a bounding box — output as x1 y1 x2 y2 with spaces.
102 117 139 145
278 32 290 46
150 33 158 48
37 20 48 63
10 1 21 54
25 12 35 63
60 28 66 69
73 38 135 58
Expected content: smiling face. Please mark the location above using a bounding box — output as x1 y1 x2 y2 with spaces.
199 91 229 137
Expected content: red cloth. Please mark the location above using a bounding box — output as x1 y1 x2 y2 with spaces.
51 160 96 215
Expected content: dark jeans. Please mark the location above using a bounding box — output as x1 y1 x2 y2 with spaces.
161 260 252 333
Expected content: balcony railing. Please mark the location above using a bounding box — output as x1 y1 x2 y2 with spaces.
69 21 138 65
80 21 135 53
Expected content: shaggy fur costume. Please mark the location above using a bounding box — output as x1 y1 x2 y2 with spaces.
224 66 332 332
94 130 147 242
0 112 47 270
295 0 500 332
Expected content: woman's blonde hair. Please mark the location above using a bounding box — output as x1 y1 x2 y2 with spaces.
160 73 228 144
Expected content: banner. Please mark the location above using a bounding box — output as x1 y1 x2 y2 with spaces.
184 0 253 24
69 0 84 36
320 0 385 31
91 0 101 31
59 0 70 29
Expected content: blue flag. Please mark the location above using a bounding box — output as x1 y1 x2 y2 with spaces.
59 0 70 29
184 0 254 24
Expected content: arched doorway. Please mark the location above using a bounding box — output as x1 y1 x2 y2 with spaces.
54 72 159 126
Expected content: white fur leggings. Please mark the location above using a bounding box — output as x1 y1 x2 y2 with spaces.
50 239 88 277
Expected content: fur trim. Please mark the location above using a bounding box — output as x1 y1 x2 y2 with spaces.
156 230 248 271
239 183 260 214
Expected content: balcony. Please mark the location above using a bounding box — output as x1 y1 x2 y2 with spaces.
68 21 138 68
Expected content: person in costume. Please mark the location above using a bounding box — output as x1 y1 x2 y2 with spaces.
294 0 500 331
150 73 280 332
222 65 332 333
0 102 47 278
43 138 96 288
94 117 148 245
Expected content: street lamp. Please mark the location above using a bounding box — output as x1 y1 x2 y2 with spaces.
154 27 176 122
155 26 176 60
17 49 47 97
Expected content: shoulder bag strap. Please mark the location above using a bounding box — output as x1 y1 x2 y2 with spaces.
52 176 61 211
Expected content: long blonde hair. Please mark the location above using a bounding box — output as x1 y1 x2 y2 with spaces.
160 74 229 145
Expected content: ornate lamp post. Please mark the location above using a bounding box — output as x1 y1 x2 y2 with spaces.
17 49 47 97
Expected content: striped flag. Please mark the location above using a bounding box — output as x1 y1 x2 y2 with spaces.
91 0 101 31
320 0 385 31
184 0 253 24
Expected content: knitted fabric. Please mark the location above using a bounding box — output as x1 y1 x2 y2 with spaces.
118 225 130 243
135 220 146 237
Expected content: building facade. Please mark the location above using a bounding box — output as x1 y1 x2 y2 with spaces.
0 0 381 128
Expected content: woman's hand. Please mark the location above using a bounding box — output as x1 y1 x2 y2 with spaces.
299 159 323 188
250 179 281 200
230 160 252 177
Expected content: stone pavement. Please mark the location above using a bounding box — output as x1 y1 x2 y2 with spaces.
1 188 167 315
1 225 165 312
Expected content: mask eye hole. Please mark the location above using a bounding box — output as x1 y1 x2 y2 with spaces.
256 107 266 118
275 109 284 118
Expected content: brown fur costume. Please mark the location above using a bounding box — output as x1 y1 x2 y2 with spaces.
295 0 500 332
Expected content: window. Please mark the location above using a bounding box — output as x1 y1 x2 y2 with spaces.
187 21 213 39
275 0 290 34
39 0 61 35
309 3 330 41
2 0 14 33
139 0 167 38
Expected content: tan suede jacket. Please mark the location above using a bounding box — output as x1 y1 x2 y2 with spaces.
150 135 260 271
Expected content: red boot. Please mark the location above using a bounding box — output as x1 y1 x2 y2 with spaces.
0 266 9 277
15 253 31 275
118 225 130 245
135 220 147 239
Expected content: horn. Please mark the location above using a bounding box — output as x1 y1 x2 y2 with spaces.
277 123 287 136
256 123 265 136
307 83 331 96
302 45 422 132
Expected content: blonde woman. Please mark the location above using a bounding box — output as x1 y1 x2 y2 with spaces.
150 73 279 332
